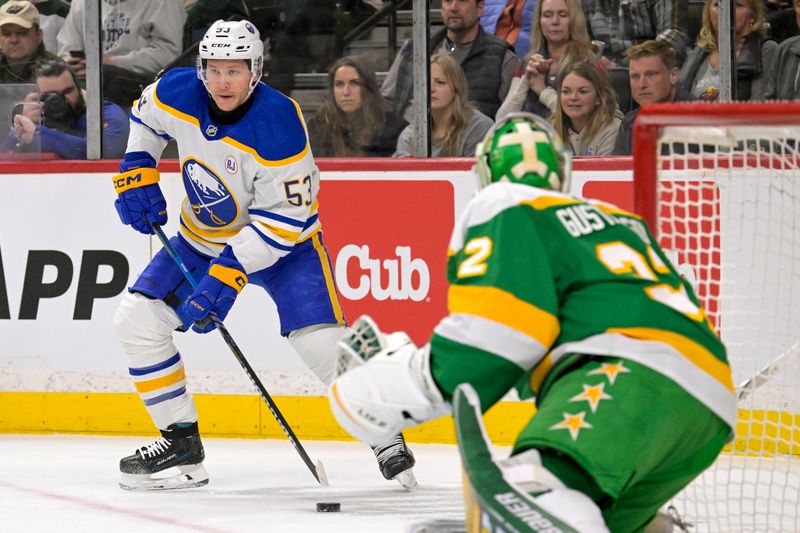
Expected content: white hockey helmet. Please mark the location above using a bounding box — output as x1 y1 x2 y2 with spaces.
196 19 264 100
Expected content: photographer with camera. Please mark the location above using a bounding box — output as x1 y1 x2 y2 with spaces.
0 58 128 158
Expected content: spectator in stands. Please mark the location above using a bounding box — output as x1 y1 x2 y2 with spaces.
581 0 691 66
57 0 186 109
306 56 402 157
480 0 537 58
612 40 695 155
0 59 128 158
550 60 621 156
764 0 800 99
765 0 799 43
496 0 597 120
680 0 776 102
0 0 68 53
0 1 60 84
381 0 520 124
394 54 493 157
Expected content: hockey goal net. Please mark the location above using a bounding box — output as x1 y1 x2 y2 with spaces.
633 102 800 532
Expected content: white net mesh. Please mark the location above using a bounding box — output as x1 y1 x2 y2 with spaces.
655 125 800 532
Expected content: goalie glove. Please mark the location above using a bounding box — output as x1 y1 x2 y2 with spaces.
329 329 449 446
183 247 248 333
113 167 167 235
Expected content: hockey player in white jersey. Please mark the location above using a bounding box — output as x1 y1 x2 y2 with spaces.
111 19 415 490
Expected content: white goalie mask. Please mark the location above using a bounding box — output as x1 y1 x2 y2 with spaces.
196 19 264 101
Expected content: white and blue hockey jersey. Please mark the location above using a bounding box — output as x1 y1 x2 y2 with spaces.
124 67 321 275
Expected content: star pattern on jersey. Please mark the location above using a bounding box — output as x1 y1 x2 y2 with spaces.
549 411 592 441
587 361 631 385
569 383 612 413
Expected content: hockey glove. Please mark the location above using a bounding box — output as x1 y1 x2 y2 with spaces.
113 168 167 235
184 247 248 333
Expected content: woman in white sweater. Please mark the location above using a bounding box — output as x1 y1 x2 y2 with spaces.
549 60 621 157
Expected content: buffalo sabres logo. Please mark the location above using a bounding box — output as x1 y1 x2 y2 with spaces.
182 159 238 227
206 124 218 137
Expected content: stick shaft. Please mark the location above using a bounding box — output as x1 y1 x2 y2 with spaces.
151 223 323 484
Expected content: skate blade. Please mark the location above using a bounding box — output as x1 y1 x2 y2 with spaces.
393 468 418 491
119 463 209 491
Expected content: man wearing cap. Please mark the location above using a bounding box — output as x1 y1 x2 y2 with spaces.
0 0 60 84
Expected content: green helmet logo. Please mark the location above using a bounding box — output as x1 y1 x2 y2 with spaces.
475 112 569 191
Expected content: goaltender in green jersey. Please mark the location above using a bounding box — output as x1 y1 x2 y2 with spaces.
328 113 735 532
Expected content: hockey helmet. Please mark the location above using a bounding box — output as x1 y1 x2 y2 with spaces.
196 19 264 100
474 112 571 192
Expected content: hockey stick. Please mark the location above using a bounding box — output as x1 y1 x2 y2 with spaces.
151 222 328 486
736 340 800 401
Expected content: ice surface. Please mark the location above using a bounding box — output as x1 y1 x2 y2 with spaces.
0 435 483 533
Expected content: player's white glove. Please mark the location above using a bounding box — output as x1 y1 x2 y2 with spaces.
329 316 448 446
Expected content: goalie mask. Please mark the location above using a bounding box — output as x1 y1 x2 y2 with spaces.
474 112 571 192
197 20 264 101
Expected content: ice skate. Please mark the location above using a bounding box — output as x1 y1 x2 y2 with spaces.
373 433 418 490
119 422 209 491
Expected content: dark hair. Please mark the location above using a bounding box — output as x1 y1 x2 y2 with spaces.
34 58 80 88
312 56 386 156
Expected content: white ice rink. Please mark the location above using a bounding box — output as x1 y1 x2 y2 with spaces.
0 434 479 533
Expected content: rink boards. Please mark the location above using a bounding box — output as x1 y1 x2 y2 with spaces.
0 158 795 453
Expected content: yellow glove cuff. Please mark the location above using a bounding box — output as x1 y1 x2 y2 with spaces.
209 264 248 293
113 168 160 193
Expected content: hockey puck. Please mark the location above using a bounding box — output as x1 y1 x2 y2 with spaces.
316 502 341 512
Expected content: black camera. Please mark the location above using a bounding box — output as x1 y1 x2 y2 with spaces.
40 91 78 132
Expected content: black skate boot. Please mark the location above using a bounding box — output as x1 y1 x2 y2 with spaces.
373 433 418 490
119 422 209 491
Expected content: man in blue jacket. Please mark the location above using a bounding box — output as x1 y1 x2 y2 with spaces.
1 58 128 158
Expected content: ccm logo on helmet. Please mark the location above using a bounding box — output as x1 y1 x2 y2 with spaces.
335 245 430 302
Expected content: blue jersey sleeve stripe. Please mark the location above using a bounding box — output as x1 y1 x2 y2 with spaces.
303 213 319 230
248 208 306 228
248 223 295 252
130 113 173 141
143 385 187 406
129 353 181 376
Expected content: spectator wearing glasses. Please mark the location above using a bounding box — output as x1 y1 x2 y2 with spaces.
0 1 60 84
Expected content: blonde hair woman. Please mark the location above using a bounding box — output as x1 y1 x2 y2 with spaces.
495 0 596 121
679 0 777 101
550 61 621 156
394 54 493 157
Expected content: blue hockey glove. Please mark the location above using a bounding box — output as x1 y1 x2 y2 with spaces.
184 247 248 333
113 167 167 235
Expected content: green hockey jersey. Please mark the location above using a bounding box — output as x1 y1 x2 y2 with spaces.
429 182 735 431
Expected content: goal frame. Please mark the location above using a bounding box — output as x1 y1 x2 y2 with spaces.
632 101 800 232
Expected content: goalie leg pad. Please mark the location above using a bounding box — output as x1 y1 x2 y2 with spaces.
114 292 198 428
288 324 348 386
328 340 448 446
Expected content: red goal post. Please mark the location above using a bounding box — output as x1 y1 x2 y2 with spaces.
632 101 800 532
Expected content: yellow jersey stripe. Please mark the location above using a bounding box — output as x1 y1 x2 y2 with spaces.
134 367 186 394
448 285 560 347
179 219 226 248
153 89 200 126
522 196 581 211
257 221 301 242
311 233 345 324
607 327 733 392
